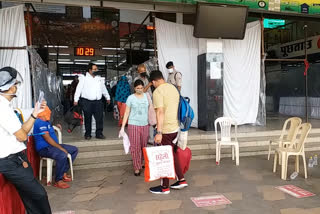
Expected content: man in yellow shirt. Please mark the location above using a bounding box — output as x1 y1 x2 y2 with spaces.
149 70 188 194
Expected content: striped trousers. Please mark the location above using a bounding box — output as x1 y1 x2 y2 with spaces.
128 124 149 170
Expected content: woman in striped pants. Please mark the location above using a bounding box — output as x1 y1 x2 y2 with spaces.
120 80 150 176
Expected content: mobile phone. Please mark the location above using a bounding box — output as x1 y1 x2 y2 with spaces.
38 91 44 104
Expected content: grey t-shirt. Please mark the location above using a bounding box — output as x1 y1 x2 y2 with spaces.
167 70 182 87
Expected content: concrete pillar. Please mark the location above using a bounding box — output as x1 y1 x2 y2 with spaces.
176 13 183 24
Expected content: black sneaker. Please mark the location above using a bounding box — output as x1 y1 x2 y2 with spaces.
170 180 188 190
96 135 106 139
84 136 92 140
149 185 170 194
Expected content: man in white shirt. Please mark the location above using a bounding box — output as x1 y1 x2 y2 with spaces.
74 63 110 140
166 61 182 91
0 67 51 213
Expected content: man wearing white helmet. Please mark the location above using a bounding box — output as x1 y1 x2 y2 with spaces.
0 67 52 214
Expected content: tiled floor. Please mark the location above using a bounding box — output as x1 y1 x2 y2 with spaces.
47 155 320 214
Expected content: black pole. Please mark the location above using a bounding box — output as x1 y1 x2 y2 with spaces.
304 24 308 122
152 13 159 70
56 46 60 76
129 22 133 76
117 52 119 80
105 56 107 80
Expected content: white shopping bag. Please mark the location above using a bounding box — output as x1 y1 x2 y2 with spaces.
173 130 188 150
119 131 130 154
143 145 176 182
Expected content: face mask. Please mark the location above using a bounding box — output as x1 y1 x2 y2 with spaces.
0 83 20 98
168 68 174 73
135 89 143 94
140 72 148 78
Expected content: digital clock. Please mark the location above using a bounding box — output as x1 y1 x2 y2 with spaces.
74 47 95 56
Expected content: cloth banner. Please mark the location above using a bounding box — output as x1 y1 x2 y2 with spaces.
143 145 176 182
156 18 199 127
156 18 262 125
0 5 32 108
222 21 261 125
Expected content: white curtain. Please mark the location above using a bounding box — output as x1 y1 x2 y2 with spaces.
156 18 199 127
223 21 261 125
0 5 32 108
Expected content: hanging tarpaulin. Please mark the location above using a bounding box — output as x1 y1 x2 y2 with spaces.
0 5 32 109
223 21 262 125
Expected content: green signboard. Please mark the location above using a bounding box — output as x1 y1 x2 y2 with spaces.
264 18 286 28
156 0 320 15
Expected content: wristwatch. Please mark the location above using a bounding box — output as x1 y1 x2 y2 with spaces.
156 131 162 135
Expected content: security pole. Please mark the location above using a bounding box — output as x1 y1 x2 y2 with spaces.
304 24 308 122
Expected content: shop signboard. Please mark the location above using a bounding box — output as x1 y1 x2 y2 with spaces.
268 35 320 58
156 0 320 15
31 9 119 47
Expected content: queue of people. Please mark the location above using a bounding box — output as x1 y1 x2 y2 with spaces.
0 60 184 213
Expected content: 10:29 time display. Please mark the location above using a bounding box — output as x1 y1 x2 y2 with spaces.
74 47 95 56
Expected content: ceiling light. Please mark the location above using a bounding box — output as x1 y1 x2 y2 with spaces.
75 62 89 65
58 62 74 64
74 59 91 62
45 45 69 48
49 53 70 56
102 47 124 50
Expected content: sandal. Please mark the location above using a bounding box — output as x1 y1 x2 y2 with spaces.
63 175 72 182
54 181 70 189
134 170 140 176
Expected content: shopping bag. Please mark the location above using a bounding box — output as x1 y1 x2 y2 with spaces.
173 130 188 150
146 93 157 126
178 131 188 150
143 145 176 182
118 131 130 154
176 147 192 174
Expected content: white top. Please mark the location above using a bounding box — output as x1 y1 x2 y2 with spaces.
74 72 110 102
0 95 26 158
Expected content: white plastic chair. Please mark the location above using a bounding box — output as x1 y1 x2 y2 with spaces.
214 117 239 166
268 117 302 160
273 123 311 180
39 126 74 185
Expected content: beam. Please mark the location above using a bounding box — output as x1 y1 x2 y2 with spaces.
2 0 195 13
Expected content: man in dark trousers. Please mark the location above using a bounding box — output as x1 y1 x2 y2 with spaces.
74 63 110 140
0 66 51 213
149 70 188 194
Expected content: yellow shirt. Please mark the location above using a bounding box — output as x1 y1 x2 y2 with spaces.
153 83 179 134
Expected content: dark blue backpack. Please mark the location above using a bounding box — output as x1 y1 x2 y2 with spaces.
175 88 194 131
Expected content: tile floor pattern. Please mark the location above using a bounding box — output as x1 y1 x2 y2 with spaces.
48 155 320 214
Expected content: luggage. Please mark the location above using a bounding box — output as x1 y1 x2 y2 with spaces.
64 105 83 133
176 147 192 174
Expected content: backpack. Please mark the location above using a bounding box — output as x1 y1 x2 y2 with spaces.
174 87 194 131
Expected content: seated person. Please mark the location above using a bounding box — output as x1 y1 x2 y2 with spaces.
33 106 78 189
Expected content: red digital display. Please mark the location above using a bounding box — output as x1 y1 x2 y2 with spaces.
74 47 95 56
